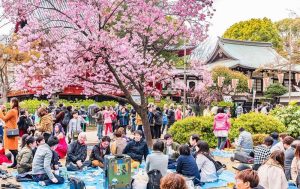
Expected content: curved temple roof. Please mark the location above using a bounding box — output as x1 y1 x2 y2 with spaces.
205 37 300 72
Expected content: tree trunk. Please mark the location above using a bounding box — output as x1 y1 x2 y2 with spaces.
136 106 153 148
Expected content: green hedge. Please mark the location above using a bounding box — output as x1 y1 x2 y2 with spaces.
229 112 286 140
169 112 286 147
10 99 118 114
169 116 216 147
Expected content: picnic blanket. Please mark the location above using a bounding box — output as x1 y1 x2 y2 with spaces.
211 149 234 158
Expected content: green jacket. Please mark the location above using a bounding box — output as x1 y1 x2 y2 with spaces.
163 142 180 160
17 146 33 174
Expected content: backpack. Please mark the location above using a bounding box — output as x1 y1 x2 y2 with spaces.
147 169 162 189
70 177 86 189
203 154 226 175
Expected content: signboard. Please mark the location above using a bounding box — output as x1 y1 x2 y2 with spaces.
131 90 141 105
223 95 232 102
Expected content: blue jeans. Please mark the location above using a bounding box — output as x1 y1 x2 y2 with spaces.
97 123 103 140
32 174 64 186
217 137 227 150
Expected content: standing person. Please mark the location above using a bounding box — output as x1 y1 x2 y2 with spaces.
235 103 244 117
130 108 137 132
18 109 32 137
118 107 129 134
257 150 288 189
62 106 72 135
176 144 201 186
213 107 231 150
135 113 144 137
0 97 19 168
283 136 295 180
186 107 195 117
110 106 118 132
291 144 300 183
78 106 88 132
123 130 149 164
270 132 279 147
252 136 273 170
36 107 53 142
47 100 56 114
148 105 155 139
175 105 183 121
195 141 218 183
68 111 85 142
161 105 168 135
167 104 175 131
31 136 64 186
17 136 36 174
53 123 67 159
89 136 111 168
203 106 211 116
103 106 113 135
145 140 168 176
154 107 163 139
93 107 104 141
54 108 65 125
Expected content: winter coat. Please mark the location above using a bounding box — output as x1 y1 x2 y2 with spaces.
176 154 201 186
0 109 18 150
291 157 300 182
213 113 230 131
118 111 129 126
54 111 65 125
154 111 163 126
167 108 175 125
123 139 149 163
37 113 53 134
17 146 33 174
148 112 154 126
18 115 33 131
32 143 54 180
90 143 111 163
257 159 288 189
66 141 87 164
111 137 127 155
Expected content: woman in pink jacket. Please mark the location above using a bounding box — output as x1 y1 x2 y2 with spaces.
213 107 231 150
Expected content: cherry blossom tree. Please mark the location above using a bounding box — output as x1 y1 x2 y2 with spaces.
2 0 214 146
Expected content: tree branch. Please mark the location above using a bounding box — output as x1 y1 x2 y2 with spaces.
89 87 129 103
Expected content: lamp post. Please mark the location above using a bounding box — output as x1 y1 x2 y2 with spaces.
183 38 187 118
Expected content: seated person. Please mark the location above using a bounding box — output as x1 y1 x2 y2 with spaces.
111 129 127 155
31 136 64 186
163 134 180 161
235 169 260 189
90 136 111 168
195 141 218 183
252 136 273 170
270 133 287 153
17 136 36 174
189 134 200 157
66 132 88 171
283 136 295 180
123 130 149 166
235 128 253 153
51 150 60 171
32 135 46 157
176 144 201 186
146 140 168 176
270 132 279 147
0 139 12 165
160 173 189 189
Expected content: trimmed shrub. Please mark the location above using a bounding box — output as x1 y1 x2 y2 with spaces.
169 116 216 147
252 134 269 146
229 112 286 141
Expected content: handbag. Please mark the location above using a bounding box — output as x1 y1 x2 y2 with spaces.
6 128 19 137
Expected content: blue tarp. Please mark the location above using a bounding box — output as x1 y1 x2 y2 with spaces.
211 149 234 158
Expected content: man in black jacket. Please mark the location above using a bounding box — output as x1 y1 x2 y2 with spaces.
66 132 88 171
154 107 163 139
90 136 111 168
123 130 149 163
167 104 175 131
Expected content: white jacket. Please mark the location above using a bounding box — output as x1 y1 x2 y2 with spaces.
257 159 288 189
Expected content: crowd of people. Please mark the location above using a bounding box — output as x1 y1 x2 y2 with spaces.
0 98 299 189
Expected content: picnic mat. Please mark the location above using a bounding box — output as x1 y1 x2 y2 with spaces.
202 170 235 189
211 149 234 158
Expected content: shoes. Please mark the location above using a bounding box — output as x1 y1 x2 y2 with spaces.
1 183 21 189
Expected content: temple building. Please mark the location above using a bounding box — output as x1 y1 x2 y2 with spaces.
204 37 300 104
